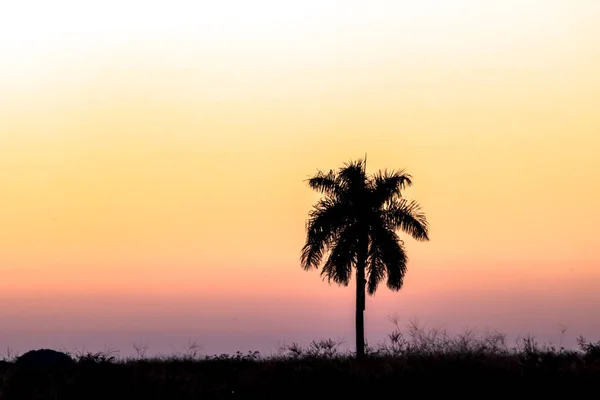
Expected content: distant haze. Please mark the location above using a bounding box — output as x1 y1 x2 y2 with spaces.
1 0 599 357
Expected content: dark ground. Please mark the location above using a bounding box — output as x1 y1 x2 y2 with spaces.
1 351 598 399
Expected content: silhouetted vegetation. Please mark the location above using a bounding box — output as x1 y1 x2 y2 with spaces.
2 322 600 399
15 349 74 367
302 158 429 358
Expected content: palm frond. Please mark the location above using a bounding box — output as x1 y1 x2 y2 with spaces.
366 247 386 295
369 224 408 291
306 169 340 196
300 198 349 270
383 198 429 242
320 226 358 286
370 169 413 207
337 159 368 191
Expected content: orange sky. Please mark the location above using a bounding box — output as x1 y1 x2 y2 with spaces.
1 0 599 355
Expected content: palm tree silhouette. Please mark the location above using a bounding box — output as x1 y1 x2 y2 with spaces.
301 157 429 359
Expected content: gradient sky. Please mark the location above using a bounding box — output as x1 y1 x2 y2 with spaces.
1 0 599 357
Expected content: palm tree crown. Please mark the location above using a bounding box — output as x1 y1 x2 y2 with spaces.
301 158 429 358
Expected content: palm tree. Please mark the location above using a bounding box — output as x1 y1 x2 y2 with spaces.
301 157 429 359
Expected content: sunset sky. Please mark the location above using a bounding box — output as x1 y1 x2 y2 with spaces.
1 0 599 356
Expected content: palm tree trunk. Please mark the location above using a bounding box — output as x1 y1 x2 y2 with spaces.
355 260 366 359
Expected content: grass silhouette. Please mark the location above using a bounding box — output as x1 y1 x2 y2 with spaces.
2 321 599 399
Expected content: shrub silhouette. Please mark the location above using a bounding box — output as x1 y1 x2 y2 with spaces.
15 349 74 367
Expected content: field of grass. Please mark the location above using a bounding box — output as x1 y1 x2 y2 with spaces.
2 321 599 399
